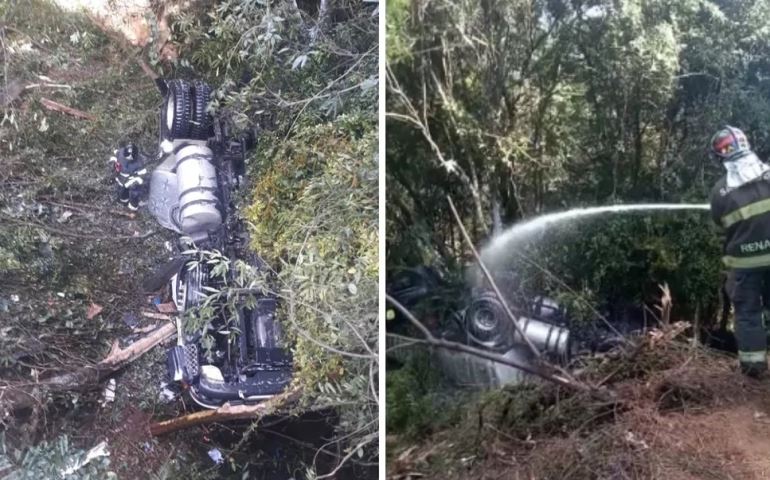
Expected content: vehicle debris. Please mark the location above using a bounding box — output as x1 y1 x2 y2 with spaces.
207 448 224 465
101 378 116 406
121 312 139 329
56 210 73 223
158 381 176 402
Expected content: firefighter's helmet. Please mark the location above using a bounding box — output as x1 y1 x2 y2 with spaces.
710 126 751 161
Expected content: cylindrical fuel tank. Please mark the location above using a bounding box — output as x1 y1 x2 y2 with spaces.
465 291 571 357
511 316 571 357
175 144 222 235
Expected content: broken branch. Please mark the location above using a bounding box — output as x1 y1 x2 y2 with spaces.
141 311 172 321
40 97 95 121
149 388 302 436
0 322 175 412
446 195 542 359
137 57 159 80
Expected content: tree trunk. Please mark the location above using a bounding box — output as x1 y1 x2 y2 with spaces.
491 193 502 237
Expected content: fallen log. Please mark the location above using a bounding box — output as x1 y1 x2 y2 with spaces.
150 388 301 436
40 97 96 121
0 322 175 412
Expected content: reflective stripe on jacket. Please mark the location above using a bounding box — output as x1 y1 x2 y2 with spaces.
711 171 770 270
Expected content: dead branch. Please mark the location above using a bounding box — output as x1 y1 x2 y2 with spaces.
657 283 672 327
0 322 175 412
0 212 156 241
40 97 96 121
445 195 542 359
24 83 71 91
141 311 172 321
316 431 377 479
149 388 302 436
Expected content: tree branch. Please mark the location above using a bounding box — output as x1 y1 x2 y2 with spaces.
0 322 176 412
446 195 542 359
149 388 302 436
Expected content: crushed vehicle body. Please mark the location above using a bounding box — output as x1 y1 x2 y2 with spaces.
142 79 292 408
386 266 653 384
386 267 573 357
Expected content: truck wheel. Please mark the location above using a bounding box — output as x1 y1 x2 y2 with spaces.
161 80 193 140
190 81 213 140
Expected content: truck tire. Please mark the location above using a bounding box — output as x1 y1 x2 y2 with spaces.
190 81 213 140
161 80 193 140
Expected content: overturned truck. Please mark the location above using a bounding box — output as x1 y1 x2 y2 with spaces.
142 79 292 408
387 267 647 386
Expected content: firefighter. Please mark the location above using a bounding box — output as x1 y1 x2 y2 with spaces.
110 143 149 211
709 126 770 376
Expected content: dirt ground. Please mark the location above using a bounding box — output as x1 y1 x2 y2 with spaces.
1 2 227 477
388 335 770 480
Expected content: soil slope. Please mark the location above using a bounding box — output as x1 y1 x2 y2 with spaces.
388 329 770 480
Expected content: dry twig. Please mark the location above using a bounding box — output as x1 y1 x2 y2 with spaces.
40 97 96 121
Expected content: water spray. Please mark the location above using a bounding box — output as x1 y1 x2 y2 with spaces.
481 203 710 262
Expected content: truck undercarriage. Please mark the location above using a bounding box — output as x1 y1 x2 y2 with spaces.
141 79 292 408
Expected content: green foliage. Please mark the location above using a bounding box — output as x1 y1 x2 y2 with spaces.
386 0 412 63
504 214 724 322
386 0 770 318
386 353 460 439
244 114 378 446
477 383 608 439
2 434 115 480
0 226 43 276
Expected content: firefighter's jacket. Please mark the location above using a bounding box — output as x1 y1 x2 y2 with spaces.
111 148 148 189
711 169 770 270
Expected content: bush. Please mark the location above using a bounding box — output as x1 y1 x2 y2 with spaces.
486 213 722 328
386 353 463 439
2 434 115 480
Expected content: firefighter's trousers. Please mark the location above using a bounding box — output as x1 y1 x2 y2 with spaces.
731 269 770 376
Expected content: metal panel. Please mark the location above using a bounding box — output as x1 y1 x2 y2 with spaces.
148 156 182 233
175 144 222 235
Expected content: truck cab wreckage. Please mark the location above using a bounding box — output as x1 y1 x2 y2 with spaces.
386 267 650 385
141 79 292 409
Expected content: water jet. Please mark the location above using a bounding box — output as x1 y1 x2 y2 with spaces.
481 203 710 264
